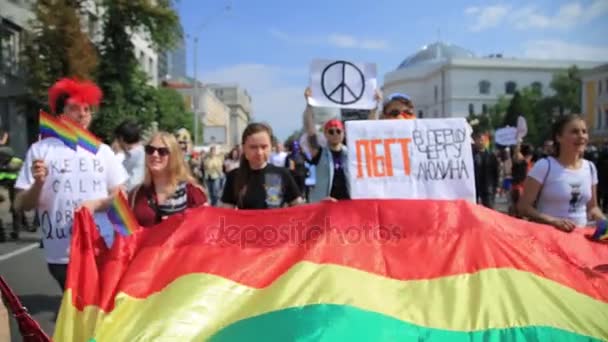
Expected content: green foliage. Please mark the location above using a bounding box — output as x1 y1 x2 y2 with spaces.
550 65 581 115
91 0 182 142
153 87 194 134
21 0 98 113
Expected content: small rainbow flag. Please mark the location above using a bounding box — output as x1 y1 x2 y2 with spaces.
107 191 139 236
61 117 102 154
39 111 78 150
592 219 608 241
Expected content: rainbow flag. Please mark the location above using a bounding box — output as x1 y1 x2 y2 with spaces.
54 200 608 341
106 191 139 236
592 219 608 241
39 111 78 150
61 117 102 154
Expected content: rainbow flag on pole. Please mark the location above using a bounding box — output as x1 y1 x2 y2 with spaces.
106 191 139 236
54 200 608 341
39 111 78 150
61 117 102 154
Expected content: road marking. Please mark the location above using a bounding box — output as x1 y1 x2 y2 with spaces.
0 243 39 262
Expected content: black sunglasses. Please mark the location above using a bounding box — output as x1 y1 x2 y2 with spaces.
145 145 170 156
327 128 342 135
387 109 412 117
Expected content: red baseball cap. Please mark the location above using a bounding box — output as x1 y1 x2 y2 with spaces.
324 119 344 131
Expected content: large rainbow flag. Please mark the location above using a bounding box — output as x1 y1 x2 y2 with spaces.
54 200 608 341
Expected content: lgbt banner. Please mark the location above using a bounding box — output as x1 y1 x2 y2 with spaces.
54 200 608 341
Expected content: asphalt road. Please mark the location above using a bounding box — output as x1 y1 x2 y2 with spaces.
0 190 510 341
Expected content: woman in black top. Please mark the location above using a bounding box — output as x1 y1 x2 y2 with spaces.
221 123 304 209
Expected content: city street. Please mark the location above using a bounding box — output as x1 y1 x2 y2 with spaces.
0 189 510 341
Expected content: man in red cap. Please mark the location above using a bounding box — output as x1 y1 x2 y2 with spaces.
14 78 128 291
303 91 350 202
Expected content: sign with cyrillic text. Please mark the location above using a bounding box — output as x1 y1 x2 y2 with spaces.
345 119 475 202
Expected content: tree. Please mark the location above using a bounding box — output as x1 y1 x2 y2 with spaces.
91 0 181 141
550 65 581 115
21 0 98 142
154 87 194 134
503 91 524 127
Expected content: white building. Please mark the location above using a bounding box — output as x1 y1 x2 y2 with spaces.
382 42 604 119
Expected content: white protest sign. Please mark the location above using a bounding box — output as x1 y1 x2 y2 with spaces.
516 115 528 140
345 118 476 202
308 59 377 110
494 126 518 146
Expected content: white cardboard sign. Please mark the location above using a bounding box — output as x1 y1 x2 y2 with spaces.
308 59 377 110
345 118 476 202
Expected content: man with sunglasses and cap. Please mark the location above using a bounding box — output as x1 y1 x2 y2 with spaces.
379 92 416 120
303 89 352 203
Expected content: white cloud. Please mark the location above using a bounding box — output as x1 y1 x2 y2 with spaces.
268 29 389 50
202 64 307 140
327 33 388 50
523 40 608 60
466 0 608 31
464 6 479 15
464 5 510 31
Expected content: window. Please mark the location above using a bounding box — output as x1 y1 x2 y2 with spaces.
482 104 488 115
148 57 153 74
599 80 603 95
0 22 22 75
479 80 491 94
418 110 424 118
505 81 517 94
434 85 438 103
531 81 543 95
468 103 475 116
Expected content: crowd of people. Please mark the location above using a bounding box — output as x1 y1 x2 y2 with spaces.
0 77 604 296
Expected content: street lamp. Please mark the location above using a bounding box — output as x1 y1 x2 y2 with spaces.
190 2 231 146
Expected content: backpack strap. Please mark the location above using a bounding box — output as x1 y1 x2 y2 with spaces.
534 158 551 206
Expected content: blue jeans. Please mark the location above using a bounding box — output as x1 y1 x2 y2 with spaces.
206 177 221 206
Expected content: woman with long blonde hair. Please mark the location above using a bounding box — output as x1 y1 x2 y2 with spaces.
128 131 208 227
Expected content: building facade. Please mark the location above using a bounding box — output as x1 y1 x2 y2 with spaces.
164 79 232 150
207 84 252 147
383 42 603 119
0 0 159 157
581 63 608 142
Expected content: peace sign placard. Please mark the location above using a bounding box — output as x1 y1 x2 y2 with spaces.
308 59 377 110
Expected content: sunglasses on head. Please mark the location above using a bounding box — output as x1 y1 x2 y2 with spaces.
145 145 170 156
327 128 343 135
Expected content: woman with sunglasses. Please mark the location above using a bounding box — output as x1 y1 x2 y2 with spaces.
221 123 304 209
127 132 208 227
303 89 351 203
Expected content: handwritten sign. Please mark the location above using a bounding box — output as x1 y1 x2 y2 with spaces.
308 59 377 109
345 119 475 202
494 126 518 146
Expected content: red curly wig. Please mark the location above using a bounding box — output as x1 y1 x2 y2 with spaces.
48 78 103 115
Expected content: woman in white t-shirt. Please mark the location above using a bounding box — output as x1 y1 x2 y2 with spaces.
518 114 606 231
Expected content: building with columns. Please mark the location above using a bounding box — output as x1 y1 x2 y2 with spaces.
581 63 608 142
382 42 603 119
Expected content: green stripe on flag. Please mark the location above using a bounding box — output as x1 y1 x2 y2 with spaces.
210 304 602 342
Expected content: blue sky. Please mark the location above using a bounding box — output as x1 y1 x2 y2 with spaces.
177 0 608 141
